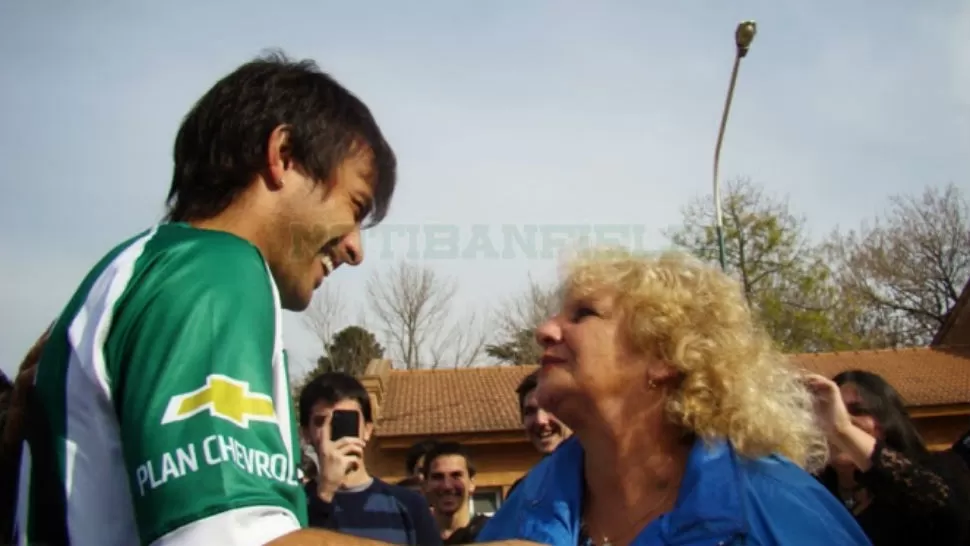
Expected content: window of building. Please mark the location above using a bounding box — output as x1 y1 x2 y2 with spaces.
470 487 503 516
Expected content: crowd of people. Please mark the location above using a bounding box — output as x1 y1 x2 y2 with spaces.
288 368 570 546
0 51 969 545
286 253 970 546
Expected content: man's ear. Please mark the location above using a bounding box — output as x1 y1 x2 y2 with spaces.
362 422 375 443
264 124 292 190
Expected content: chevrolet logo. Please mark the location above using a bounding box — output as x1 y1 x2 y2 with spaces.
161 374 277 429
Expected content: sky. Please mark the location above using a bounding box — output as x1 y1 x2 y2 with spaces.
1 1 968 378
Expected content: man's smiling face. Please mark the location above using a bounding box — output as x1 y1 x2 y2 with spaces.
521 387 571 454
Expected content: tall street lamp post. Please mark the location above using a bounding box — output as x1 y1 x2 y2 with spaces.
713 20 757 271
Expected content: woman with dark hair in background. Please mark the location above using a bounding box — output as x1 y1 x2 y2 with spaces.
808 370 970 546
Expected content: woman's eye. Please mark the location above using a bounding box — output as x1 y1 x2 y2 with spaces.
572 307 596 322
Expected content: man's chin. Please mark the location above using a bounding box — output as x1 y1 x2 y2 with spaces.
282 295 312 312
280 282 315 312
534 436 562 453
437 500 463 513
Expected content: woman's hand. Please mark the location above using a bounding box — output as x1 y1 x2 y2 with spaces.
804 374 853 439
804 373 876 470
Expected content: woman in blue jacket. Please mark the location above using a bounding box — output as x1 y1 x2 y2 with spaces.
476 248 870 546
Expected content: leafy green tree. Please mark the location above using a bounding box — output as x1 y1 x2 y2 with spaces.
292 325 385 417
315 325 385 377
486 328 539 365
295 326 380 388
667 178 867 352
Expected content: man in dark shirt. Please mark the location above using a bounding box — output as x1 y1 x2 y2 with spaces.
422 442 489 544
299 372 441 545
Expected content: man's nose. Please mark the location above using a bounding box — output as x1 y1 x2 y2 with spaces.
334 229 363 266
534 408 552 426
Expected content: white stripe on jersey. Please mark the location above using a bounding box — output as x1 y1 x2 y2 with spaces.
265 261 297 486
16 228 155 545
14 443 30 546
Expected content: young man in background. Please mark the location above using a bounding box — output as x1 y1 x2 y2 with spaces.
299 372 440 546
506 371 573 496
422 442 489 544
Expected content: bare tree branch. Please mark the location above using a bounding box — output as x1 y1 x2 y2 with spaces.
303 284 347 362
303 283 346 347
428 310 488 369
826 183 970 345
486 275 561 365
366 261 486 369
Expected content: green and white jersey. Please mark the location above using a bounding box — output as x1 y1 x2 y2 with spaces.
15 223 308 546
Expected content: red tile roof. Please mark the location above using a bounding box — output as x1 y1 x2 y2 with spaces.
376 366 535 437
375 347 970 437
790 346 970 406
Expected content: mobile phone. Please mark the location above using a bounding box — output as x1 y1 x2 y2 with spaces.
330 409 360 441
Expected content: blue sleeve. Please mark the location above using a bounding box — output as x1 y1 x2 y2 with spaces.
745 472 872 546
475 485 523 542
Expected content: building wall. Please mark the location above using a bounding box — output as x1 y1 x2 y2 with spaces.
914 414 969 451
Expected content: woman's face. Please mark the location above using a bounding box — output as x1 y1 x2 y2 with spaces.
831 382 881 468
839 382 880 438
534 290 659 426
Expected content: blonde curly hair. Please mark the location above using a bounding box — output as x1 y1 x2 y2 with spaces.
560 246 828 472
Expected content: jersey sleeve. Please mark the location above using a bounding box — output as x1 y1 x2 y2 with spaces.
104 239 303 545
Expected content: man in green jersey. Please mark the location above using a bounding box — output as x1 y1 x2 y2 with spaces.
14 51 405 546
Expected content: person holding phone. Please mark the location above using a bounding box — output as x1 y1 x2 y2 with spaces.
298 372 442 546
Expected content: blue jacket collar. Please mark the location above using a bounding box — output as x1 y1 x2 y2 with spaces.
659 438 747 544
519 436 748 544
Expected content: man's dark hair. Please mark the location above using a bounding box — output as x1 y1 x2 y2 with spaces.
404 438 439 476
166 50 396 225
515 370 539 418
422 442 476 479
298 371 373 427
832 370 929 460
